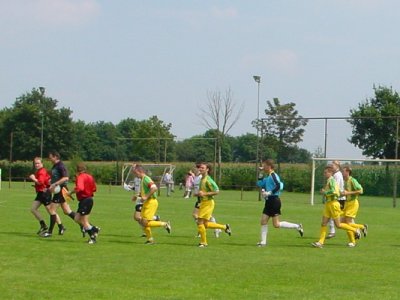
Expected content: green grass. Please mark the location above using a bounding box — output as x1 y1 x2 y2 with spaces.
0 183 399 299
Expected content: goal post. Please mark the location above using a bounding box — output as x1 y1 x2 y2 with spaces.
311 157 400 207
121 163 176 195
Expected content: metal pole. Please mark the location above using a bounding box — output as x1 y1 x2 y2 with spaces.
393 117 399 208
39 87 45 159
324 118 328 158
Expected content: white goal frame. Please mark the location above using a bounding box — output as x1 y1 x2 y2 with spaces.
311 157 400 206
121 163 176 190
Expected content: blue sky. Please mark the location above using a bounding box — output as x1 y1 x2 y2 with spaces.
1 0 399 158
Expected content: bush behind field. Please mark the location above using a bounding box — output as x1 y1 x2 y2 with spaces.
1 160 398 196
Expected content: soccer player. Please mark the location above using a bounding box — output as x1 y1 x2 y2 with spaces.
256 159 303 247
29 157 61 234
69 163 100 244
312 165 361 248
341 166 368 246
41 150 75 238
326 160 345 239
196 162 231 248
192 165 221 238
132 164 171 244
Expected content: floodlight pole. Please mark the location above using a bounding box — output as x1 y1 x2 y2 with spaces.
39 87 45 159
253 75 261 200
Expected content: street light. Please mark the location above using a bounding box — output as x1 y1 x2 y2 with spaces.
39 87 45 158
253 76 261 200
253 76 261 164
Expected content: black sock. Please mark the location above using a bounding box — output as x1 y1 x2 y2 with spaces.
58 223 64 229
40 220 47 228
68 212 76 220
49 214 57 233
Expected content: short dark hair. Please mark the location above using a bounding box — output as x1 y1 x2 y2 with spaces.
262 159 275 169
48 150 60 159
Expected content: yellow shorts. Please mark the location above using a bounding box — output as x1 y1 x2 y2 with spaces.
198 199 215 220
323 200 342 219
141 198 158 221
343 200 359 219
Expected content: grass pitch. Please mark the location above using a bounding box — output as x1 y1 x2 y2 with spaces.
0 183 399 299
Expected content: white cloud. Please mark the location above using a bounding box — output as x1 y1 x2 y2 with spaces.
242 49 300 75
210 6 238 19
0 0 100 26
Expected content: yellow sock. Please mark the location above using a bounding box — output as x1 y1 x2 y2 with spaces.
346 230 355 244
348 223 364 229
144 226 152 240
198 224 207 245
147 221 164 228
206 222 226 230
318 225 327 244
339 223 357 232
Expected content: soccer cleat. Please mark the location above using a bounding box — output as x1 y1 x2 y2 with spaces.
37 227 48 235
257 242 266 247
92 226 101 238
326 233 335 239
141 233 147 238
355 229 361 240
154 215 161 221
225 224 232 236
145 239 155 245
165 221 171 234
347 242 356 248
58 226 66 235
311 241 323 248
362 224 368 237
88 238 96 244
198 243 208 248
40 231 52 238
298 224 304 237
81 228 86 238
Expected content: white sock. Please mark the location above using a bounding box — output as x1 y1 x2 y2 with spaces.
209 216 216 223
260 225 268 244
328 219 335 234
279 221 300 229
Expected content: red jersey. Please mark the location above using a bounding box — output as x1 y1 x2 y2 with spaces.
74 172 97 201
35 168 50 192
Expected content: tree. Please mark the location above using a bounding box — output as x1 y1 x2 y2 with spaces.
257 98 308 170
348 86 400 159
0 88 75 160
198 88 243 182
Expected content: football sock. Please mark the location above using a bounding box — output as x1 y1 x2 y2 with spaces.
49 214 57 233
198 224 207 245
205 222 225 230
279 221 300 229
260 225 268 244
68 212 76 220
39 220 47 228
318 225 327 244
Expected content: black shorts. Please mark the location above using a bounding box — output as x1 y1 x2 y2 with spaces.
77 198 94 215
338 199 345 210
51 186 67 204
135 203 143 212
262 196 281 217
194 197 201 209
35 191 51 206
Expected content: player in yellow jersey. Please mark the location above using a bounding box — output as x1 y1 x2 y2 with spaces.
312 166 361 248
196 162 231 247
132 164 171 244
341 166 368 246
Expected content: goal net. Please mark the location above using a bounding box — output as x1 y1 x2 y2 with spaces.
121 163 176 195
311 157 400 207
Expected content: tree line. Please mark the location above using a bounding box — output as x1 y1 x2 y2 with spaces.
1 85 399 163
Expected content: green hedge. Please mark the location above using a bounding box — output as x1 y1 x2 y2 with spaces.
1 160 398 197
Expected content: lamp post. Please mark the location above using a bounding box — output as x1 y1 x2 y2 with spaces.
39 87 45 158
253 76 261 165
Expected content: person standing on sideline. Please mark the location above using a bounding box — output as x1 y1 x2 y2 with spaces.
256 159 303 247
312 165 361 248
327 160 345 239
69 163 100 244
184 171 194 198
341 166 368 245
163 170 174 197
132 164 171 244
29 157 61 235
41 150 75 238
196 162 231 248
